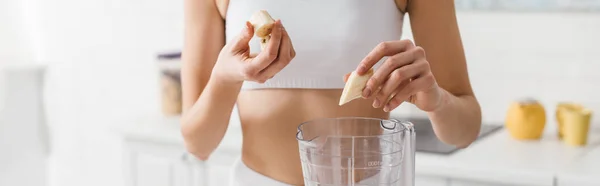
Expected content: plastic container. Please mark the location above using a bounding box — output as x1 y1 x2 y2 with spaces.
156 52 182 116
296 117 415 186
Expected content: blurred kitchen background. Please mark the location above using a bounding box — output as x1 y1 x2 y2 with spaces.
1 0 600 186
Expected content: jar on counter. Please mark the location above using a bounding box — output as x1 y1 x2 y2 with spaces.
157 52 182 116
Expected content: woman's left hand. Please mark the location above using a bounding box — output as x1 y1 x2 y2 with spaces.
353 39 443 112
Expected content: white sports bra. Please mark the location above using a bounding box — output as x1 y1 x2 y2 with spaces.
225 0 405 90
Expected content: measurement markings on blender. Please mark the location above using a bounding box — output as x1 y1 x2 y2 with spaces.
367 160 383 167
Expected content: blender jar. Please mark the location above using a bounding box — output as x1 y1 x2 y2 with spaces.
296 117 415 186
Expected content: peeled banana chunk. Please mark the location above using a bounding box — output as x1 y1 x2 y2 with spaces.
249 10 276 50
260 35 270 51
339 69 374 106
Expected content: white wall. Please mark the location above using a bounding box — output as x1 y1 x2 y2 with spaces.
398 12 600 133
459 12 600 129
13 1 600 185
32 0 184 185
0 0 37 64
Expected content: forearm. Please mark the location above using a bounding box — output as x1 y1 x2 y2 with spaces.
181 77 242 160
427 88 482 148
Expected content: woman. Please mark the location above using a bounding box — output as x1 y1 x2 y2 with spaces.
181 0 482 185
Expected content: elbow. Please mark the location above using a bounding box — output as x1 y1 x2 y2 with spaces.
181 130 212 161
453 129 479 149
180 119 212 161
452 107 482 149
439 127 479 149
437 105 482 149
185 144 211 161
437 132 477 149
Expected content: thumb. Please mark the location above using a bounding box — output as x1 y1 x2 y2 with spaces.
230 21 254 52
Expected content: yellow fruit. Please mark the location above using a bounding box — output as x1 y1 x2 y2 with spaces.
505 99 546 140
556 102 593 146
556 102 584 140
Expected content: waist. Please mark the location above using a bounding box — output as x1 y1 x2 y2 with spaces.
237 89 388 120
236 89 388 185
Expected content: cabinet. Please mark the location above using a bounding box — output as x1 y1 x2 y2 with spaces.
118 115 244 186
121 136 240 186
123 139 206 186
0 65 48 186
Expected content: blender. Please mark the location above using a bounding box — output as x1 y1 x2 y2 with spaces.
296 117 415 186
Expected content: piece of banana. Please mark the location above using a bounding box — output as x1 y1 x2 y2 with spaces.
249 10 275 49
339 69 374 106
260 35 270 51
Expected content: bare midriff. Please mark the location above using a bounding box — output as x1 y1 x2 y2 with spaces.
236 89 388 185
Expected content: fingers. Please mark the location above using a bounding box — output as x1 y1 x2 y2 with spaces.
287 26 296 59
363 47 425 98
277 26 292 58
265 19 284 56
258 25 294 81
373 61 426 105
229 21 255 53
372 80 408 109
244 20 283 76
356 40 415 75
372 57 429 110
343 72 351 83
383 73 436 112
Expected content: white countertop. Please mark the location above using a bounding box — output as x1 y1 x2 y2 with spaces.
416 128 600 186
115 114 600 186
0 63 47 71
113 114 243 153
556 140 600 186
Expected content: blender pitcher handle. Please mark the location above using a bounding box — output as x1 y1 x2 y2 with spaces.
380 119 398 130
390 118 415 133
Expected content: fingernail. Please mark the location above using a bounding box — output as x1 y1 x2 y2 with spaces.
373 99 380 108
362 88 371 98
383 106 390 112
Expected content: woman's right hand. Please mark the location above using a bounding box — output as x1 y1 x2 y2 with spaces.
211 20 295 84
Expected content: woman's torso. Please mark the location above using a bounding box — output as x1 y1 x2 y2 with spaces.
221 0 406 184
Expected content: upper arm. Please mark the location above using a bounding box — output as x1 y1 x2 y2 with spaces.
406 1 474 97
181 0 226 112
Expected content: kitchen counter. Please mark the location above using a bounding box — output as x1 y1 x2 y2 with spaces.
416 128 600 186
115 114 600 186
113 114 243 153
556 141 600 186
